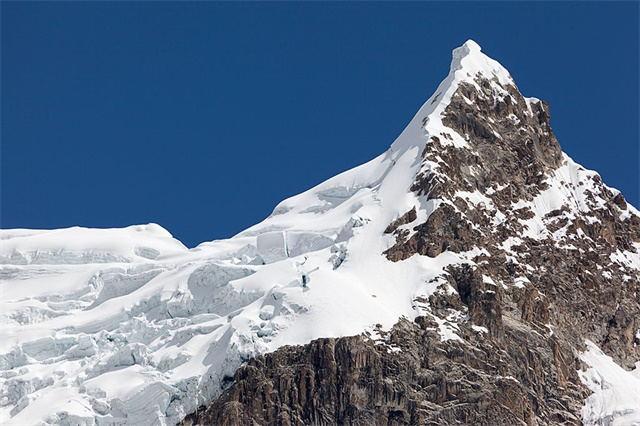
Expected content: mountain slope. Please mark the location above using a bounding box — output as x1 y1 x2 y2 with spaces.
183 40 640 426
1 40 639 425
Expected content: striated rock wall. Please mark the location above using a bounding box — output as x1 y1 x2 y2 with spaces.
183 316 587 426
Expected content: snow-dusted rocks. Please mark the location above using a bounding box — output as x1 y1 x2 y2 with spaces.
2 40 639 425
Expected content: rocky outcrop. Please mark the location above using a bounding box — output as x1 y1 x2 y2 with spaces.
183 316 587 426
384 207 417 234
383 70 640 370
385 204 481 260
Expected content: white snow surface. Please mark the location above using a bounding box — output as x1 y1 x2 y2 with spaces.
579 341 640 425
0 224 187 264
1 40 639 425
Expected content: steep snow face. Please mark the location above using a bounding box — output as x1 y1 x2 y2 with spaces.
1 40 639 425
579 341 640 426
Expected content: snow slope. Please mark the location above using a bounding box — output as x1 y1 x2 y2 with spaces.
1 40 638 425
579 341 640 426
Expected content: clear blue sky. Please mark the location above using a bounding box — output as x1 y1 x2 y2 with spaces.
2 2 638 247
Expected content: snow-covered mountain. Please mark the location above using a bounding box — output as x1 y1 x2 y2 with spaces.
2 40 639 425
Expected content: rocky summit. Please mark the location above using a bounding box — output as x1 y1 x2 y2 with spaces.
1 41 639 425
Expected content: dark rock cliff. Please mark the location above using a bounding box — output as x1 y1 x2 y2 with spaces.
182 316 587 426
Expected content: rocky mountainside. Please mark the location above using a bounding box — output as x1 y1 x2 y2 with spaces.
1 41 639 425
183 41 640 425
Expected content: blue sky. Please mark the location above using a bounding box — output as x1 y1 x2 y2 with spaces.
2 2 638 247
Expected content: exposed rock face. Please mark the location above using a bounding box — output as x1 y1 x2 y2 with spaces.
183 43 640 425
183 317 587 426
383 68 640 371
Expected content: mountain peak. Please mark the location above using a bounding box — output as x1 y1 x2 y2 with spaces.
390 40 513 152
450 39 512 85
454 39 482 56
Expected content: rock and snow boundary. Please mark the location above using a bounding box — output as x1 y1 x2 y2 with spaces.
1 41 639 425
